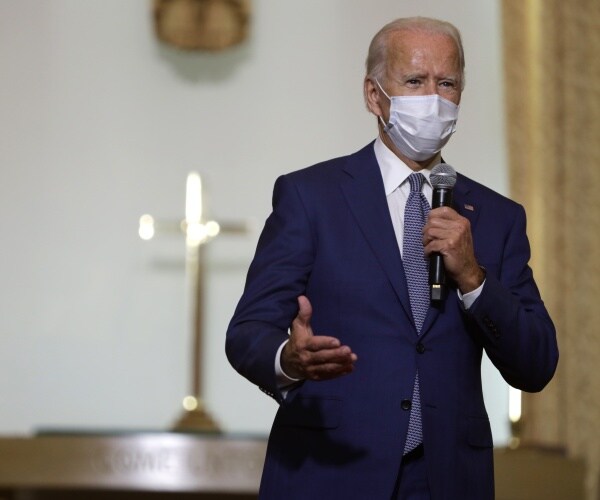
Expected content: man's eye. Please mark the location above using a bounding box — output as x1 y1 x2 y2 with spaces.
440 81 456 88
407 79 421 85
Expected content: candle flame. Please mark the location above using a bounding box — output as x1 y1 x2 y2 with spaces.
186 172 202 224
138 214 155 240
508 387 522 423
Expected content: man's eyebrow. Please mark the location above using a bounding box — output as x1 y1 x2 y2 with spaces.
399 73 427 80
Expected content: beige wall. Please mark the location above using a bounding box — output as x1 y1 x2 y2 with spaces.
0 0 510 439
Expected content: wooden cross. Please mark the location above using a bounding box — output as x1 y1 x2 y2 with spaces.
139 172 250 432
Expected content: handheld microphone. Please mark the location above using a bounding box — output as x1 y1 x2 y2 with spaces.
429 163 457 302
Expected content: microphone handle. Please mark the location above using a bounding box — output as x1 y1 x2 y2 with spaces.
430 187 453 302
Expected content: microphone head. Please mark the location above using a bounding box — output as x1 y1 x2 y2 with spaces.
430 163 457 189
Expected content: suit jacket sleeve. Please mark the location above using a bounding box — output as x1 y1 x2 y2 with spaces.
226 174 313 402
468 203 558 392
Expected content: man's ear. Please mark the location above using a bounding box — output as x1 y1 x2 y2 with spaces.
364 77 383 117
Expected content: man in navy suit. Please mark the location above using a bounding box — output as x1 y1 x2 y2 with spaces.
226 17 558 499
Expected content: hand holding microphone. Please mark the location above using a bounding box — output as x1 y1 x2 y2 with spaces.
429 164 457 301
426 164 484 301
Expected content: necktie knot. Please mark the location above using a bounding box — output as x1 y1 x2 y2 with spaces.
407 172 426 193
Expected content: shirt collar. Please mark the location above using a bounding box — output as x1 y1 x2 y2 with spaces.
374 137 432 195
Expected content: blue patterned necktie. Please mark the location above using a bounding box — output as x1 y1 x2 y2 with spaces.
402 172 430 454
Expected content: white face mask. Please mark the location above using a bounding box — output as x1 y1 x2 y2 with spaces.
377 81 459 161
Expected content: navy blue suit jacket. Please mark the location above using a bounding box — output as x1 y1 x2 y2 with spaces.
226 142 558 499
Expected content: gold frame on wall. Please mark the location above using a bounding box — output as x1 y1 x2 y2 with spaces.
153 0 250 51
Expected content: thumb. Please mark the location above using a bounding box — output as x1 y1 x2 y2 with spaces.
294 295 313 333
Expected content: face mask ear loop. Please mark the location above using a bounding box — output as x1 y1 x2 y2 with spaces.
375 78 392 101
379 115 393 133
374 79 393 132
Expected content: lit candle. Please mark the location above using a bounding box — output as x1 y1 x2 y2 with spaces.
186 172 202 225
185 172 206 246
508 387 522 423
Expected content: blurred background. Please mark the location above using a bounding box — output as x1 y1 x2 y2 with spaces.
0 0 510 440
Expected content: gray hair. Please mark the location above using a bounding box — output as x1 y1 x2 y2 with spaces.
365 17 465 89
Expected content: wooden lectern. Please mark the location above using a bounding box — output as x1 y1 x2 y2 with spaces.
0 432 267 499
0 434 589 499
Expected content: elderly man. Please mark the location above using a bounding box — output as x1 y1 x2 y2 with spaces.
226 17 558 500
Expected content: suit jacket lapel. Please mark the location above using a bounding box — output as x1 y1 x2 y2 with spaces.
340 144 414 323
452 174 480 230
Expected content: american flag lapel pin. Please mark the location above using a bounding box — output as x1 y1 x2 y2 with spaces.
464 203 474 211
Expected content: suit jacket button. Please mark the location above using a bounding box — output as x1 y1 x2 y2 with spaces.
416 342 425 354
401 399 412 411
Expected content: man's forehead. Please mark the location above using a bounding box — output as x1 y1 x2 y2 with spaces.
387 29 458 52
385 31 460 71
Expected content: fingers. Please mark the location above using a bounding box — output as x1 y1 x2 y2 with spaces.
297 345 357 381
282 295 357 381
301 344 354 365
291 296 339 349
423 207 483 293
283 337 356 381
304 359 357 381
423 207 470 253
423 207 465 248
295 295 313 329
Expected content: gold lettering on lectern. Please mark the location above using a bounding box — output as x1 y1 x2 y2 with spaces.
187 447 262 476
91 448 172 474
